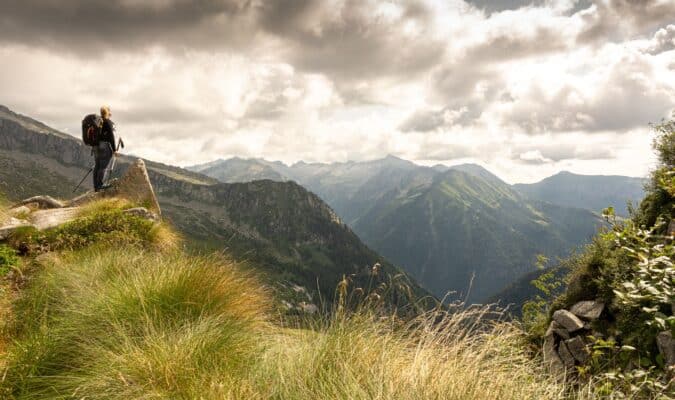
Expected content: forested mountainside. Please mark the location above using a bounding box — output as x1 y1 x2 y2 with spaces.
0 105 426 307
192 156 602 303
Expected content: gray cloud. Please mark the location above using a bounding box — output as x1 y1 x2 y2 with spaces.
512 144 615 164
0 0 444 84
430 26 571 113
577 0 675 44
0 0 253 54
505 54 674 133
645 24 675 55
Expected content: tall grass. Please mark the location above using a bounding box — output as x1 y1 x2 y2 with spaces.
1 245 595 399
1 248 270 399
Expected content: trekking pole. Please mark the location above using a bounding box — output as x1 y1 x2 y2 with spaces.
104 138 125 185
73 166 94 193
110 138 124 172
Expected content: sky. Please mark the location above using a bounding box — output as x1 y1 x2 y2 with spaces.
0 0 674 183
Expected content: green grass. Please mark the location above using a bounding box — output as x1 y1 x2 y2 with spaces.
0 243 604 399
0 245 19 277
0 196 608 399
1 248 270 399
6 199 178 254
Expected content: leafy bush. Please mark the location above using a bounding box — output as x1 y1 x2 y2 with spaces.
545 119 675 397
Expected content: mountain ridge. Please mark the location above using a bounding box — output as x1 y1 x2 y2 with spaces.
0 104 427 307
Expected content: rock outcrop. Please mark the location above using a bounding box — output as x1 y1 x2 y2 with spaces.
544 300 605 375
0 159 161 239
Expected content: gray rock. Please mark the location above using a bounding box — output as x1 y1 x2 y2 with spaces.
545 320 570 339
30 207 81 230
570 301 604 320
123 207 159 222
558 340 576 368
543 335 565 375
656 331 675 367
12 195 64 210
565 337 590 364
8 205 31 217
553 309 585 332
0 218 34 240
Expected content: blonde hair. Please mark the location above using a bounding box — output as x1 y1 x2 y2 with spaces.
100 105 111 119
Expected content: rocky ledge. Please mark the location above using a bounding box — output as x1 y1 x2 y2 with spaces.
0 159 161 240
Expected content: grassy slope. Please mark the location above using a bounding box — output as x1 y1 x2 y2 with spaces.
0 200 595 399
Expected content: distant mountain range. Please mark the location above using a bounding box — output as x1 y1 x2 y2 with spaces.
1 103 645 305
187 157 629 303
514 171 645 216
0 105 426 308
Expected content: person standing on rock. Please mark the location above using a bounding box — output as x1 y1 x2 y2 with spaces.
93 105 117 192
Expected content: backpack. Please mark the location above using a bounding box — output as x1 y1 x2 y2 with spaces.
81 114 103 146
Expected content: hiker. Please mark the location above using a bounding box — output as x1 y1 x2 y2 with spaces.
93 105 116 191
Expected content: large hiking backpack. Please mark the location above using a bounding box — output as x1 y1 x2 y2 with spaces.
81 114 103 146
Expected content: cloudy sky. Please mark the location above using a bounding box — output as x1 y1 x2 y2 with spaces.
1 0 674 183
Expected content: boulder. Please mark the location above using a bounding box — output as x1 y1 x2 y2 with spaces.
565 337 590 364
123 207 159 222
553 309 585 332
8 205 30 217
106 159 161 216
570 301 604 321
558 341 576 368
656 331 675 367
30 207 81 230
12 195 64 210
543 335 565 375
0 218 34 240
68 159 161 217
545 320 570 340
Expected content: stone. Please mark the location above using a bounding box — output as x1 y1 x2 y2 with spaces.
553 309 585 333
107 159 161 216
298 302 319 314
67 159 161 218
545 320 570 339
565 337 590 364
8 205 30 217
0 218 34 240
123 207 159 222
12 195 63 210
570 301 604 321
558 340 576 368
656 331 675 367
543 335 565 375
30 207 81 230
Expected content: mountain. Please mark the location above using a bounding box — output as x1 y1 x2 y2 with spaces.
187 157 287 183
351 169 601 303
191 157 603 302
513 171 646 216
0 105 427 306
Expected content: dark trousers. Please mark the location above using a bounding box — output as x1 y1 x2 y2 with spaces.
93 142 113 191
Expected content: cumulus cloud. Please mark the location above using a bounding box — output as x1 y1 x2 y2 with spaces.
0 0 672 182
644 24 675 55
577 0 675 43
